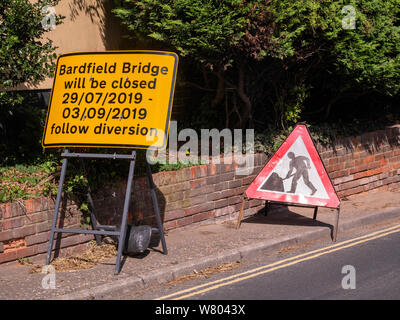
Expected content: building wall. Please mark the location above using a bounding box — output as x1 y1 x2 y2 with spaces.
24 0 125 90
2 125 400 264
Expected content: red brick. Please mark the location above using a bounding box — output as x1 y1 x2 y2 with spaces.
3 238 26 252
166 192 184 203
350 164 368 174
25 232 50 246
333 175 354 185
242 175 256 186
189 195 208 206
338 186 364 197
353 171 368 180
175 168 191 183
35 242 51 255
228 180 242 189
344 160 355 169
363 155 375 164
186 185 215 198
15 246 37 259
2 217 25 230
176 216 193 227
219 189 237 199
205 175 218 185
36 221 52 234
383 151 395 159
228 196 243 206
207 163 219 176
164 220 177 230
1 203 12 219
206 192 223 202
12 226 36 239
219 172 235 182
190 178 207 189
0 251 17 264
213 181 228 192
328 158 338 166
164 209 185 221
234 186 247 196
393 162 400 169
215 206 235 217
198 165 208 177
24 212 48 225
214 198 229 210
184 202 215 216
249 199 263 207
24 199 35 213
222 163 234 173
192 210 215 223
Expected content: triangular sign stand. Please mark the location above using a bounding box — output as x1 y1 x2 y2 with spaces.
236 123 341 241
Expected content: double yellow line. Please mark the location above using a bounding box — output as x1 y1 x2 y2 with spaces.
156 223 400 300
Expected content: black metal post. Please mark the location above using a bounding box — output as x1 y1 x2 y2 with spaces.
114 150 136 275
46 149 69 265
264 201 270 216
86 188 102 245
333 206 340 242
146 161 168 255
313 207 318 220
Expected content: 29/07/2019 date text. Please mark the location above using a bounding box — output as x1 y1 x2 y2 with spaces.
62 91 144 106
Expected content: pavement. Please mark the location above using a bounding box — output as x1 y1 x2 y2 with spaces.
1 189 400 300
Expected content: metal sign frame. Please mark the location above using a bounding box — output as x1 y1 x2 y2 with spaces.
245 124 340 208
43 50 179 274
45 149 168 274
236 124 341 241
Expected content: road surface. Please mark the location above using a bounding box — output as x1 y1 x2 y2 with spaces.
129 224 400 300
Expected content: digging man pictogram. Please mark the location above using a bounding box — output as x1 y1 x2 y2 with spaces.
283 152 317 195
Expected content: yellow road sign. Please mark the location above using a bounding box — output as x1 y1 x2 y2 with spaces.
42 51 178 149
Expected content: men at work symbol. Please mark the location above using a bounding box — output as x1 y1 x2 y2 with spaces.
260 152 317 196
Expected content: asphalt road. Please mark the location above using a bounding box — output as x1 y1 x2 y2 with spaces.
145 225 400 300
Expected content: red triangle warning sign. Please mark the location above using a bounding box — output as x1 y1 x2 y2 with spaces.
246 124 340 208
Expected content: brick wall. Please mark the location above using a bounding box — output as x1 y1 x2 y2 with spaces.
2 125 400 264
128 154 268 231
318 125 400 198
0 198 93 264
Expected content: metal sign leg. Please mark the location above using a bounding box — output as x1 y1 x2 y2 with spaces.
46 149 69 265
87 189 102 246
264 201 270 217
236 195 247 229
146 161 168 255
333 206 341 242
313 207 318 220
79 158 102 246
115 151 136 275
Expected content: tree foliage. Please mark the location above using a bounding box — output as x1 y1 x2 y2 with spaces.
0 0 61 106
0 0 62 163
114 0 400 129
